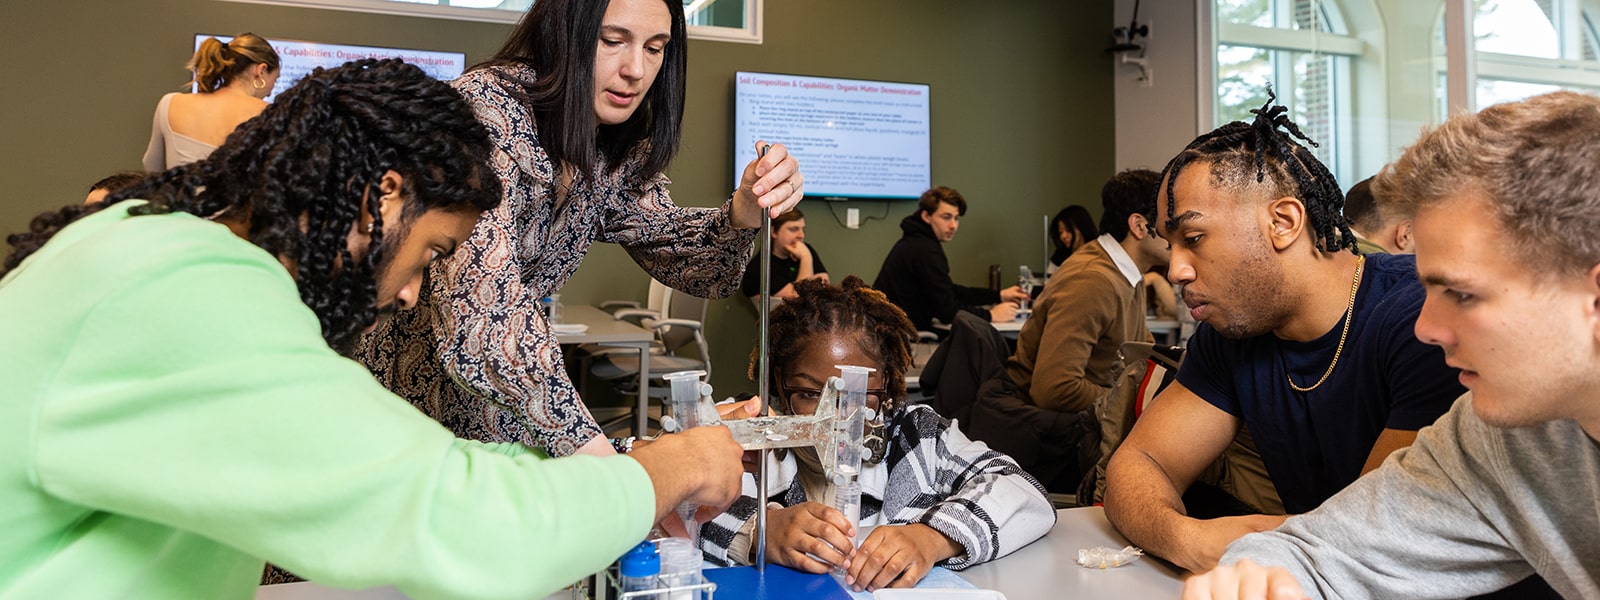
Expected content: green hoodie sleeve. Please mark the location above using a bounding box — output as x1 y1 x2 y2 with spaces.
30 236 655 600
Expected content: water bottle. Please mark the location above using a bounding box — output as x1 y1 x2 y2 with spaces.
619 540 660 594
1017 265 1034 314
548 293 564 325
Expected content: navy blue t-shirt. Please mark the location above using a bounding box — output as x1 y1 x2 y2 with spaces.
1177 253 1464 514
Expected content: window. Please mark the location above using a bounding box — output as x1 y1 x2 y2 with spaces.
1209 0 1600 189
1215 0 1361 185
1454 0 1600 108
217 0 763 43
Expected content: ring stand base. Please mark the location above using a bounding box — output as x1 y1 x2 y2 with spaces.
701 564 853 600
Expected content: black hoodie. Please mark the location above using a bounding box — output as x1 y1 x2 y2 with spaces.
872 212 1001 332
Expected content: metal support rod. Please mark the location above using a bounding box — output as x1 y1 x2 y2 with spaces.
754 144 773 573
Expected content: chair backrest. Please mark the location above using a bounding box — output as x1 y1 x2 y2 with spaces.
661 287 706 352
647 279 673 317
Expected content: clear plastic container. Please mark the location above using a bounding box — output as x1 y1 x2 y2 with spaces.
656 537 702 600
548 293 564 324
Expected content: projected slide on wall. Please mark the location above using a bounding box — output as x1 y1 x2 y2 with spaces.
195 34 467 102
734 72 931 200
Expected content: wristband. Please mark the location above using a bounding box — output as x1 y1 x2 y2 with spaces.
610 436 636 454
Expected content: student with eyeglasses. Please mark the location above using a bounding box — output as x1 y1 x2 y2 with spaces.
697 276 1054 593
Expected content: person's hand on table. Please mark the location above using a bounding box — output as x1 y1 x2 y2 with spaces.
843 523 962 592
999 285 1029 303
766 502 856 574
733 140 804 226
1176 514 1287 573
990 302 1019 323
1183 559 1309 600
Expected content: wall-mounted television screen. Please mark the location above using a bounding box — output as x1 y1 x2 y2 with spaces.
194 34 467 103
734 71 931 201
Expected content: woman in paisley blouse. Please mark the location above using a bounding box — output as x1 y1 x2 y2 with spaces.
357 0 805 457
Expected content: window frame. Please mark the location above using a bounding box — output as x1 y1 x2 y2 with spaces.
1213 1 1364 185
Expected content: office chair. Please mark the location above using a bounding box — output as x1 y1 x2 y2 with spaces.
588 282 712 403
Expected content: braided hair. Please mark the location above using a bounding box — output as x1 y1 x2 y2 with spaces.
752 276 917 411
1161 87 1355 254
3 59 500 353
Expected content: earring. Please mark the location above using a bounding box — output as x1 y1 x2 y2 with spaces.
365 223 377 234
254 78 266 90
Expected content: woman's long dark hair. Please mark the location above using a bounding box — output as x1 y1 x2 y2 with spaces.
1049 205 1097 265
3 59 501 352
478 0 687 186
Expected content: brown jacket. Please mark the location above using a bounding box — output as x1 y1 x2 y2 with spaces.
1005 239 1151 412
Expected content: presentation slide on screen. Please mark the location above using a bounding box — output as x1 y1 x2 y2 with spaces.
195 35 467 102
734 72 931 200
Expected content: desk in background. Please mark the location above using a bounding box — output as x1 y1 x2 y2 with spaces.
554 305 656 437
964 506 1183 598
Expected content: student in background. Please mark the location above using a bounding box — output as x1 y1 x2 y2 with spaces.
143 33 280 171
357 0 805 458
741 209 829 307
1 59 744 600
1343 176 1414 255
873 186 1028 331
1007 169 1167 414
701 276 1053 592
1046 204 1098 276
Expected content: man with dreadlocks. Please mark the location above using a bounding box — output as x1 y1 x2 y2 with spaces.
0 59 743 599
1185 90 1600 600
697 276 1054 593
1102 91 1464 574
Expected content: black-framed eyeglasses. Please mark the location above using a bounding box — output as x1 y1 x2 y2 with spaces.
775 381 887 414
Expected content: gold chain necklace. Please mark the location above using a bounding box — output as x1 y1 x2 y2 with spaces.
1286 255 1366 392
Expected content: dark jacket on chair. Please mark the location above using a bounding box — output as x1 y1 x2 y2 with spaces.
873 213 1000 332
919 311 1094 492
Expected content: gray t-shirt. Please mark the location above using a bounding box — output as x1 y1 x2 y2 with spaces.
1221 392 1600 599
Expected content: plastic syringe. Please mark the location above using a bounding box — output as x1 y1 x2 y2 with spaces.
661 370 713 552
829 365 874 580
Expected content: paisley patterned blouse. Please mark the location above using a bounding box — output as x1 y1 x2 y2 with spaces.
357 64 758 456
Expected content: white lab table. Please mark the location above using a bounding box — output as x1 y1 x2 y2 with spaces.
965 506 1184 599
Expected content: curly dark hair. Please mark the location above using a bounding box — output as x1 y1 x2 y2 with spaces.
751 276 917 410
2 59 500 353
1160 87 1355 254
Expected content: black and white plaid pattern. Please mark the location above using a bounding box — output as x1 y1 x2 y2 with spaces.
699 405 1054 569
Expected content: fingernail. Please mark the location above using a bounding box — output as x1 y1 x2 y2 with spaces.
753 185 765 195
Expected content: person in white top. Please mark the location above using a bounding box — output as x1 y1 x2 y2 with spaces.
143 33 281 171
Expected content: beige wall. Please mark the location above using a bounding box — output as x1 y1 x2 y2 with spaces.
0 0 1113 398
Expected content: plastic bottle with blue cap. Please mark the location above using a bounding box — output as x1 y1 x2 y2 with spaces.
619 540 660 593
